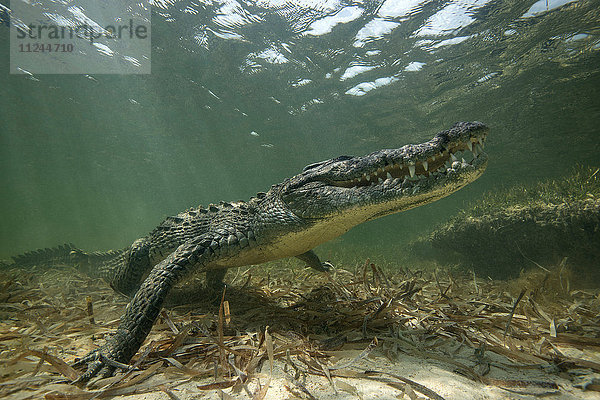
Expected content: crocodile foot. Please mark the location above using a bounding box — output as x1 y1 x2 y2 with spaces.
308 261 333 272
72 345 130 384
320 261 333 271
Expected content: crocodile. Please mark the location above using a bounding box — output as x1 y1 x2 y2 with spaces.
7 121 489 381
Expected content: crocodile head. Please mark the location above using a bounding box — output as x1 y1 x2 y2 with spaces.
279 121 489 229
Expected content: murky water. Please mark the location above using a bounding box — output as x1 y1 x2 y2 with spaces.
1 0 599 266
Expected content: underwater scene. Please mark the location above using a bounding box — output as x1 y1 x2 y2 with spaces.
0 0 599 398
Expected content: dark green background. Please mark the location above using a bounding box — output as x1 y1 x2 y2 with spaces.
1 0 599 266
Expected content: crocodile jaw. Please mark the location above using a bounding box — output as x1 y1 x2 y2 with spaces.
280 122 489 229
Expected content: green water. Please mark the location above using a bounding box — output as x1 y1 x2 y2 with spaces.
1 0 599 266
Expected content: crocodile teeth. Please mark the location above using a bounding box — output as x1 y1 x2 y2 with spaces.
422 161 428 171
386 172 392 180
408 165 415 178
478 137 484 147
467 141 473 152
364 173 370 181
378 177 383 183
476 143 484 154
473 146 479 158
451 153 458 162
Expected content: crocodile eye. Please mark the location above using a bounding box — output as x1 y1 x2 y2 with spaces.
302 155 354 172
333 155 354 162
303 161 327 172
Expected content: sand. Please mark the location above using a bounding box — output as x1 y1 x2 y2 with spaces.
1 262 599 400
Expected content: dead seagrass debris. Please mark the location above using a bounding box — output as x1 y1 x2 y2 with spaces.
0 259 598 399
410 166 600 281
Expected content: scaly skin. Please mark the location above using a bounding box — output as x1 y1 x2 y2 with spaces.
8 122 490 382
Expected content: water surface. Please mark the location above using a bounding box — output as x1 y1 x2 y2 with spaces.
1 0 599 264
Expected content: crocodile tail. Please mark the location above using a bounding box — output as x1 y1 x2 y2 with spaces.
7 244 127 280
10 243 80 268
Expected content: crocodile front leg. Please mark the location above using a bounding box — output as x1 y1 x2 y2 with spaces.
206 269 227 293
73 232 225 381
296 250 331 272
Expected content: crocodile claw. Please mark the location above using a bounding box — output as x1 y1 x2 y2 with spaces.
320 261 333 272
307 261 332 272
72 347 124 384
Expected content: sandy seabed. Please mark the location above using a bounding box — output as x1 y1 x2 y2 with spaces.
1 260 599 400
